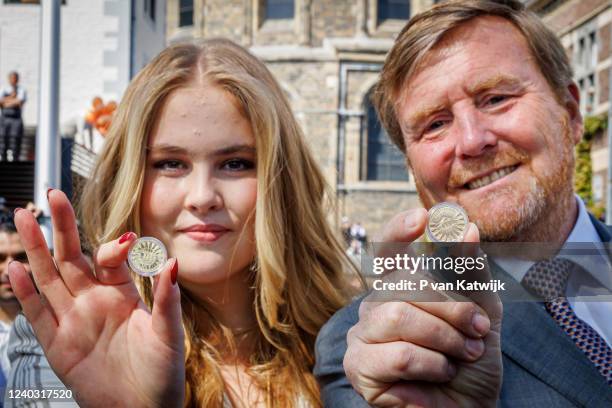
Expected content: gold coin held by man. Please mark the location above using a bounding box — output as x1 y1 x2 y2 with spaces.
426 202 469 242
128 237 168 277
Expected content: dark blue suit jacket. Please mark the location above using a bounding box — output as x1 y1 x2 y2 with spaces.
314 215 612 407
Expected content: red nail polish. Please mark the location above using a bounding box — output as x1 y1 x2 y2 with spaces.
170 259 178 285
13 207 22 215
118 232 136 244
46 188 53 200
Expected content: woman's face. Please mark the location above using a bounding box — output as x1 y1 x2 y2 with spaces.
140 82 257 292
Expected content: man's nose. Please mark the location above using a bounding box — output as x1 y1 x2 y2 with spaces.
453 109 497 158
1 256 13 273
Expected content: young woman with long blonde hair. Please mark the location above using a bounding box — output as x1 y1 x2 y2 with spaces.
9 38 358 407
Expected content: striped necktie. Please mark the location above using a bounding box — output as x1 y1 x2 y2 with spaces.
523 258 612 386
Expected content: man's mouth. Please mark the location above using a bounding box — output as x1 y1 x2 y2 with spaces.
464 165 518 190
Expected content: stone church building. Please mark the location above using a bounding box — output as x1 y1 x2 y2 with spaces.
165 0 435 236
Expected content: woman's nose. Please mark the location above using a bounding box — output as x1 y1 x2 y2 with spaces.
184 173 224 213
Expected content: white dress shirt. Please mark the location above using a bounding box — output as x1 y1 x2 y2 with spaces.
0 320 11 406
0 85 26 104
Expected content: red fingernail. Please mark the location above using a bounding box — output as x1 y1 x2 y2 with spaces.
118 232 136 244
13 207 22 215
170 259 178 285
46 188 54 200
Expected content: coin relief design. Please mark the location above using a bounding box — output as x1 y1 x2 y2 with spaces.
427 203 469 242
128 237 167 277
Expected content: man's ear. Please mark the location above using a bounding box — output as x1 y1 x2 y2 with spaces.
565 82 584 145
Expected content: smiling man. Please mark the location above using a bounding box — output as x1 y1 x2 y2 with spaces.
315 0 612 407
399 18 579 244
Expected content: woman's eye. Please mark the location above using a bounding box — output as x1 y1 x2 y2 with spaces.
153 160 186 171
222 159 255 171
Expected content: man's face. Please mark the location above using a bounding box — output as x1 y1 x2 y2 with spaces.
0 231 29 302
397 16 583 241
8 73 18 87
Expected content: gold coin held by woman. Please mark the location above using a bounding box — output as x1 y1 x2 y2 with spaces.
127 237 167 277
426 202 469 242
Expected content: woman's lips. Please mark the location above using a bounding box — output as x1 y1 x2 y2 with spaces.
182 230 228 242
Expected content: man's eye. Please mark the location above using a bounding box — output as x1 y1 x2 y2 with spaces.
0 252 28 263
222 159 255 171
153 160 186 170
13 252 28 263
487 95 508 105
424 120 446 134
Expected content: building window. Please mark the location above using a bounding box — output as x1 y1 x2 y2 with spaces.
593 173 604 203
377 0 410 23
577 32 597 69
575 28 597 114
3 0 66 4
364 93 409 181
265 0 295 20
179 0 194 27
144 0 156 22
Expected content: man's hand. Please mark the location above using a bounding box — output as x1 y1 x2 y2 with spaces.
344 208 503 407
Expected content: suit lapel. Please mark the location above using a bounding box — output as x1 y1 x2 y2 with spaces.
489 256 612 404
589 214 612 267
501 301 612 405
588 213 612 242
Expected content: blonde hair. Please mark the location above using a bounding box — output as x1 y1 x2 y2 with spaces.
79 38 358 407
374 0 574 152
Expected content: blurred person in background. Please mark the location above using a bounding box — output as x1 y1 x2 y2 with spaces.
341 216 351 247
0 218 26 402
83 96 104 150
0 199 9 225
349 222 366 251
83 97 117 149
0 72 27 162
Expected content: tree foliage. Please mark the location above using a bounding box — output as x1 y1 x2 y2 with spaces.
575 114 607 219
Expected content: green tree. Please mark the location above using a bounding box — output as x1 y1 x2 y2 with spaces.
575 114 607 219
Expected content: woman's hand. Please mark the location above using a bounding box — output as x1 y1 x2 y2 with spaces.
9 189 185 408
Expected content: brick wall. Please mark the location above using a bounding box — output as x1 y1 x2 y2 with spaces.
341 190 421 236
599 67 609 105
542 0 610 33
598 22 611 61
203 0 247 43
310 0 356 46
164 0 428 232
